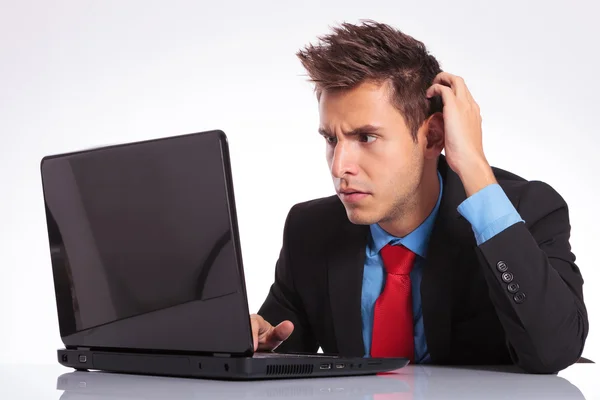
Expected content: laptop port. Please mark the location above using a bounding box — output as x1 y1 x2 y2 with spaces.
320 363 331 370
335 363 345 369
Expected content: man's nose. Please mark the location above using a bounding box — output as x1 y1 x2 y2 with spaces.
330 142 357 178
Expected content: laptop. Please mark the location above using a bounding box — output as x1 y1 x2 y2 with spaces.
40 129 409 380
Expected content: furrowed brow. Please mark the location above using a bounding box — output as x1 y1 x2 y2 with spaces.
318 125 381 137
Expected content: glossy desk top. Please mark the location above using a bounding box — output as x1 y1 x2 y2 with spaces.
0 363 597 399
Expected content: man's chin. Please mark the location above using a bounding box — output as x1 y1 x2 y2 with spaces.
343 208 380 225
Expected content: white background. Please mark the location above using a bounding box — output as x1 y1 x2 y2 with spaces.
1 0 598 365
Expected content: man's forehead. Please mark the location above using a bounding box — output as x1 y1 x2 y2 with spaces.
318 87 403 131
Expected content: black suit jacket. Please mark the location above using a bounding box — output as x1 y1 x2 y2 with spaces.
258 155 589 374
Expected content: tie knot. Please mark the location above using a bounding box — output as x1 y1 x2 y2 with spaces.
380 243 416 275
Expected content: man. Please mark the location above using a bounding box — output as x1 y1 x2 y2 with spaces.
250 20 588 374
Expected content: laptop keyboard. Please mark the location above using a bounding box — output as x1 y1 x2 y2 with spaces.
254 352 337 359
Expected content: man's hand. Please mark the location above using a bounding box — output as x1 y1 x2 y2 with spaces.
426 72 497 196
250 314 294 352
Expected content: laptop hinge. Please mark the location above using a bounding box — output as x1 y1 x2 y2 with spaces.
76 347 91 351
213 353 232 358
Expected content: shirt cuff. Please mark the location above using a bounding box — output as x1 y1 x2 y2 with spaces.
457 184 525 245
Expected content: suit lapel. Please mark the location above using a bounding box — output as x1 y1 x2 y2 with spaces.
327 213 369 357
421 216 461 363
421 156 473 363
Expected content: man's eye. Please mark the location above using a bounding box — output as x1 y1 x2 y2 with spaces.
360 134 376 143
325 136 337 144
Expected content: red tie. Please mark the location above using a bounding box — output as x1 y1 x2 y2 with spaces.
371 243 416 362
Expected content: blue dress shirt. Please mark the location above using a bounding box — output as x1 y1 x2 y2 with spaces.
361 173 524 362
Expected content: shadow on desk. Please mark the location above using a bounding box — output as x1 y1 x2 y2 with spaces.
444 356 594 375
56 364 586 400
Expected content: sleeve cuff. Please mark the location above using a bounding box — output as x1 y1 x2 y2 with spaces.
457 184 525 245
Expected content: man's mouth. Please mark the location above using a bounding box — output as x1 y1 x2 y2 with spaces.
337 189 370 203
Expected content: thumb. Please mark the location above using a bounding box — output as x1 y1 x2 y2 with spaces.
271 320 294 342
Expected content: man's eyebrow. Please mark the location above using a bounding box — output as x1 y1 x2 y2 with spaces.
318 125 382 137
318 128 331 137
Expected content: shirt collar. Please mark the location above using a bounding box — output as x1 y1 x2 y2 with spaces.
369 171 443 258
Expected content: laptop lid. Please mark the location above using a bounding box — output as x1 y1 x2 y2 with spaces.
40 130 254 356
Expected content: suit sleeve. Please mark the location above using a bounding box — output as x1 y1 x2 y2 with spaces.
257 205 319 353
467 181 588 373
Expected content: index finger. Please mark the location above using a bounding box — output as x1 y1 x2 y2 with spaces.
432 72 474 101
426 83 455 108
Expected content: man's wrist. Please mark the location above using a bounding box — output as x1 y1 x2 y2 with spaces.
457 158 497 197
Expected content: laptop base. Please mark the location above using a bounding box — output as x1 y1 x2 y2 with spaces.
58 348 409 380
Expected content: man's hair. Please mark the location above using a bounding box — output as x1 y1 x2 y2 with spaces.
296 20 443 140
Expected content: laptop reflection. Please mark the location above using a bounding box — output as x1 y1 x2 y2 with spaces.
56 364 584 400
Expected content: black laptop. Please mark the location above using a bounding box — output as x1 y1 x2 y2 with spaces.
40 129 408 380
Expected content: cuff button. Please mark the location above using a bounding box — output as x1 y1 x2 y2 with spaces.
501 272 514 283
514 292 526 304
496 261 508 272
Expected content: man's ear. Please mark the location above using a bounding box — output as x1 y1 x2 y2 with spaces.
425 112 444 157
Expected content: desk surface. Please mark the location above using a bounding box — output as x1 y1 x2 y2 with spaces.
0 363 597 399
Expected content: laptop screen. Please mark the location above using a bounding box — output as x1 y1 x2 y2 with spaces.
41 131 253 355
